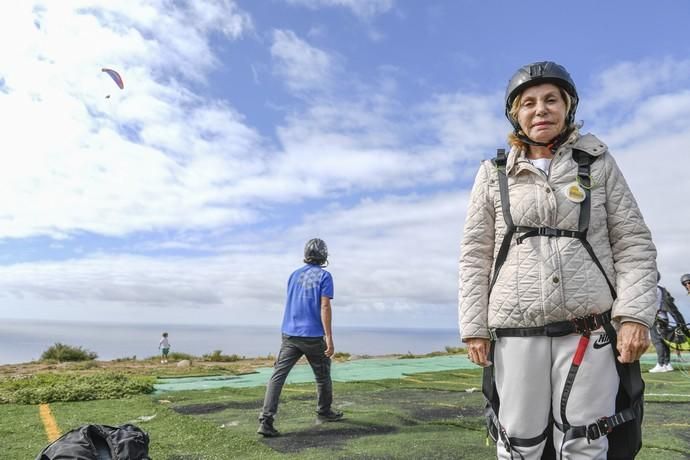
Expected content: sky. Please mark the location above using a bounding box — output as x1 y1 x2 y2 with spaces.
1 0 689 331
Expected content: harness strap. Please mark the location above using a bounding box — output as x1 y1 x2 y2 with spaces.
580 238 617 300
553 321 643 447
483 341 550 457
558 333 590 435
574 149 592 232
553 408 638 442
489 149 514 295
491 310 611 338
515 228 585 245
489 410 551 447
494 149 514 229
482 342 499 418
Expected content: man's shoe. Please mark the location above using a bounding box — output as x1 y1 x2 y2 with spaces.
257 421 280 437
649 363 665 373
663 363 674 372
317 410 343 422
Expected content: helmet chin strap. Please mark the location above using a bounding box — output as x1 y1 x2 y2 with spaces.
516 127 573 153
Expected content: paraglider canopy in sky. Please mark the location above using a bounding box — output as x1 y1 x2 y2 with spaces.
101 68 124 98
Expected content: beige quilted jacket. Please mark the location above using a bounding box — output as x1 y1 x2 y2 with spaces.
459 133 657 340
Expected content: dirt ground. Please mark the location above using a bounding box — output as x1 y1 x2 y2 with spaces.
0 357 276 378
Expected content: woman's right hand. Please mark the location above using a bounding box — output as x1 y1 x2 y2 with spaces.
465 338 492 367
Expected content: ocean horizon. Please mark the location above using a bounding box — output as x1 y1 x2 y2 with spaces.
0 318 461 365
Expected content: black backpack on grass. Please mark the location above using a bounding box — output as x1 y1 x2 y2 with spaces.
36 424 150 460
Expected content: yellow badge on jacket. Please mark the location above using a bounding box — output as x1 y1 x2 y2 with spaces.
565 182 586 203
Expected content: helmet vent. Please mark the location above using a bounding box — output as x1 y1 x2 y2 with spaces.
529 63 545 77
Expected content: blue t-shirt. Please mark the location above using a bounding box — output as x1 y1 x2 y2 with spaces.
281 264 334 337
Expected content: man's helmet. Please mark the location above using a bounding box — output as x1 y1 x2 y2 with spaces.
304 238 328 265
505 61 579 132
681 274 690 286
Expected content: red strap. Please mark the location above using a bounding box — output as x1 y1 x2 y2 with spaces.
573 334 590 366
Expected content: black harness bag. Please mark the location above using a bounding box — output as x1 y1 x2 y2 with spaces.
36 423 151 460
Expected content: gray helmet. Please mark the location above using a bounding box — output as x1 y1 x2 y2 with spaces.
304 238 328 265
505 61 579 132
681 274 690 285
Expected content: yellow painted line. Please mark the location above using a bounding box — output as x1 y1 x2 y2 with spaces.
662 423 690 427
39 403 61 442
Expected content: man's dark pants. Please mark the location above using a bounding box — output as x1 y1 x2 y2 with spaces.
650 322 670 365
260 334 333 423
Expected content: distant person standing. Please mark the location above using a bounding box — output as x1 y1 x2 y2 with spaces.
650 273 688 373
257 238 343 438
159 332 170 364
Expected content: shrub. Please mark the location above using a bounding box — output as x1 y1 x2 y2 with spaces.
69 361 100 370
444 346 465 354
202 350 243 362
167 352 196 361
40 343 97 363
333 352 351 360
0 372 154 404
399 350 447 359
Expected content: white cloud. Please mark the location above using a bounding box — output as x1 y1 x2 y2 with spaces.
270 29 335 93
584 57 690 116
285 0 394 19
0 2 262 238
594 90 690 148
420 91 507 161
0 2 499 241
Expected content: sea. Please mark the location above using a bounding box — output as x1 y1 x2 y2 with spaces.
0 319 461 365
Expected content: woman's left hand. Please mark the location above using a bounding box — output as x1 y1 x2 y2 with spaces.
616 322 650 363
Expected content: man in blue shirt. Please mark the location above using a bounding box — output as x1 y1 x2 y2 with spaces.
258 238 343 437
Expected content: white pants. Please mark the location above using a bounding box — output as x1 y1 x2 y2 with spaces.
494 333 619 460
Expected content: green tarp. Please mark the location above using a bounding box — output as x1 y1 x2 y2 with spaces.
154 353 689 393
155 355 476 392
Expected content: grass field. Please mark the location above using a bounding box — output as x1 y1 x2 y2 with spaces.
1 361 689 459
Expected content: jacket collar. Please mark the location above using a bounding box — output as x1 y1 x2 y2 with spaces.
505 131 607 175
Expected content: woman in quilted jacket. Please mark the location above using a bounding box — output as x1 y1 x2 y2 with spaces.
459 61 657 459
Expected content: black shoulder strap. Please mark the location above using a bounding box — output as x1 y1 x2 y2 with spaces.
489 149 515 295
572 149 594 232
572 149 617 300
493 149 513 229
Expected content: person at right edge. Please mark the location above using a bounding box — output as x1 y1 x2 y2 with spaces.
681 273 690 296
459 61 657 459
649 272 688 373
